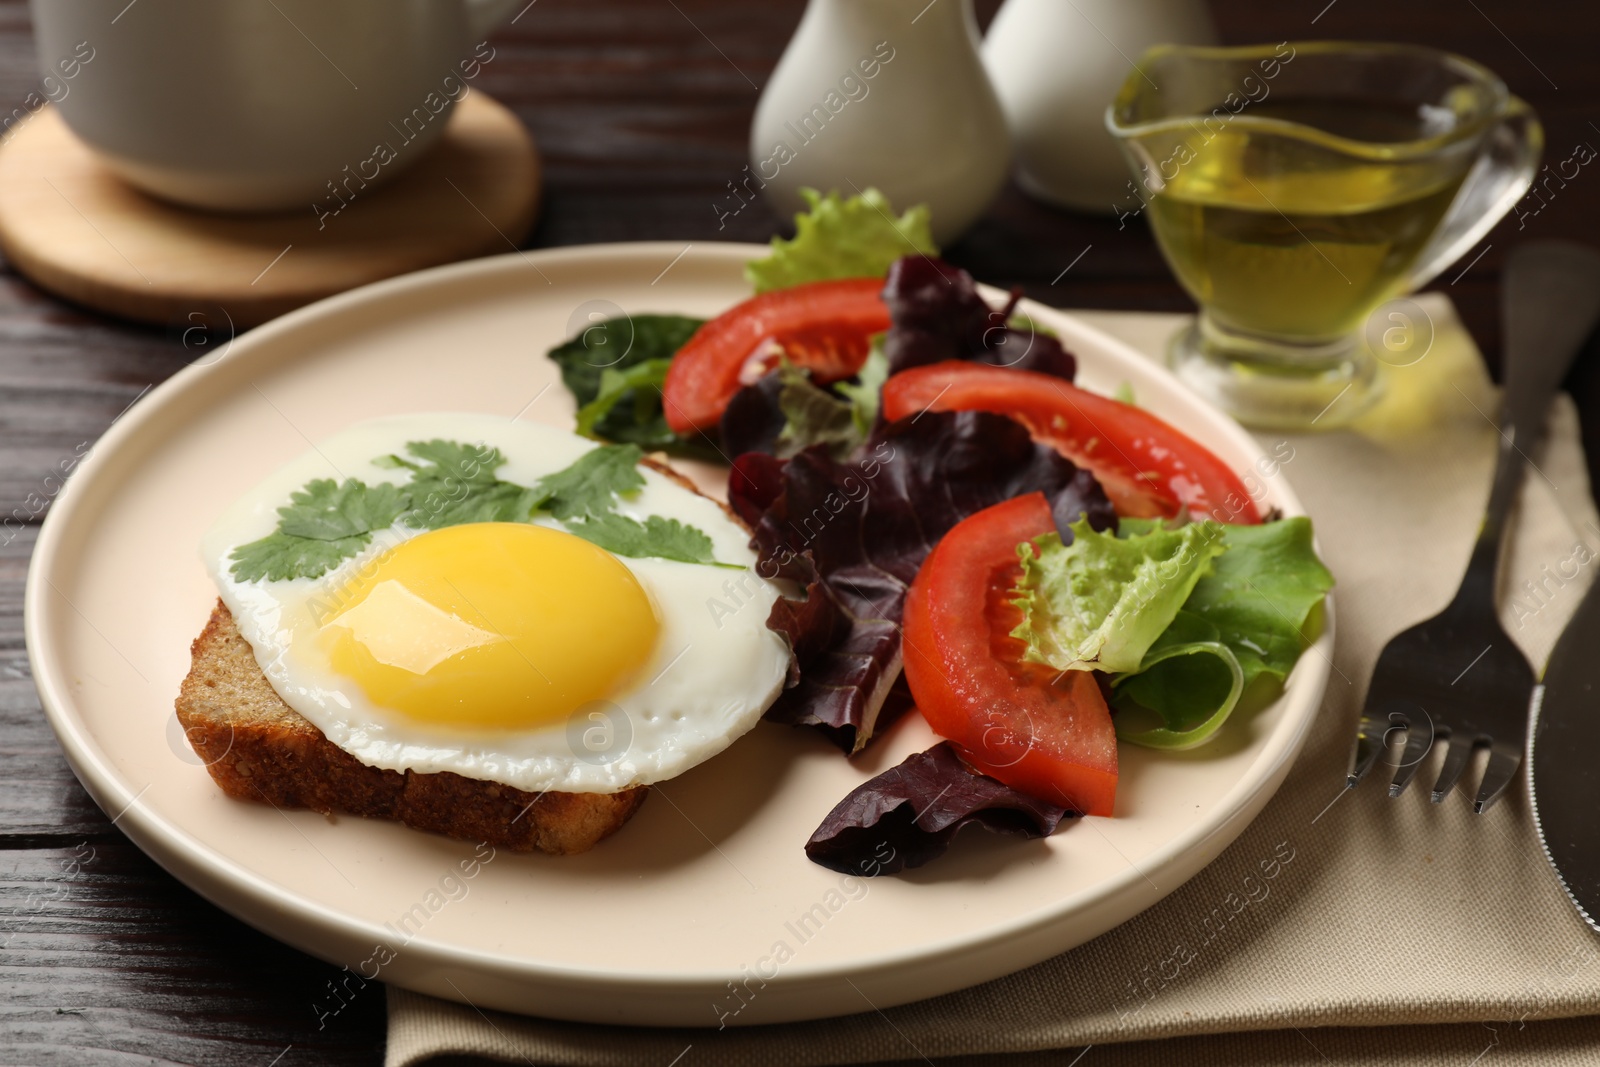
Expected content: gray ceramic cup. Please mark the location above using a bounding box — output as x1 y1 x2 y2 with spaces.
30 0 524 212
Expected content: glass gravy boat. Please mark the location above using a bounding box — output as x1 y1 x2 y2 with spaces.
1109 42 1541 428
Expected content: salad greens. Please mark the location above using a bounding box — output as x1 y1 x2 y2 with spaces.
772 362 861 460
730 409 1104 753
769 337 890 460
545 189 933 457
1133 516 1334 692
745 188 937 293
832 337 890 437
1010 519 1225 675
805 742 1070 875
879 256 1078 380
1008 516 1332 749
229 440 727 582
546 314 705 452
1111 612 1244 749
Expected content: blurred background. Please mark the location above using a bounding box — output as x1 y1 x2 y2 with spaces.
61 0 1573 361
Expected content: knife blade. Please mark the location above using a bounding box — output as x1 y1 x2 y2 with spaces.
1530 536 1600 932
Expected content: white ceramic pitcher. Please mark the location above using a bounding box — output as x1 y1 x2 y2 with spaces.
983 0 1217 213
748 0 1011 245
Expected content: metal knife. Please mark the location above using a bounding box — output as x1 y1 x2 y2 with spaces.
1531 579 1600 932
1529 241 1600 933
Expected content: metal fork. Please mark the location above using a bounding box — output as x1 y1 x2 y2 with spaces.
1347 241 1600 813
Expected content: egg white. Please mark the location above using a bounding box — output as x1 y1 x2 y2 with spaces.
200 413 791 794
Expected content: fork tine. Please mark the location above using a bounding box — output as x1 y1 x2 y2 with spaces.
1430 729 1475 803
1387 724 1435 798
1346 713 1393 788
1473 742 1522 813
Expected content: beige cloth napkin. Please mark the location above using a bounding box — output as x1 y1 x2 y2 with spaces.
386 295 1600 1066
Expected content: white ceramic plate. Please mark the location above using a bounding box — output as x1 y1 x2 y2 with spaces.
26 243 1331 1027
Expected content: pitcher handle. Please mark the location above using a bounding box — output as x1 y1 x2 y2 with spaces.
464 0 525 42
1407 97 1543 290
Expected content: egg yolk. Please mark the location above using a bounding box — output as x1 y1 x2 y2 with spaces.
316 523 660 729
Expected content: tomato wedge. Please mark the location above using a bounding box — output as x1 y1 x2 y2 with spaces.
881 362 1261 524
902 492 1118 817
662 277 891 435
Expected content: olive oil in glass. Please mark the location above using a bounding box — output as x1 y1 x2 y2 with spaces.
1147 102 1469 343
1108 43 1541 428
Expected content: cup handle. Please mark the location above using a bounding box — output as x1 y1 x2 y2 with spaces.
1406 97 1543 290
463 0 526 41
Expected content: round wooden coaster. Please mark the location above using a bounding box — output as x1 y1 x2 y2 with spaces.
0 92 540 328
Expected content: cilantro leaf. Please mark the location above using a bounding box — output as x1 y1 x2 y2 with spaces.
273 478 407 541
406 479 542 528
227 436 734 584
229 531 372 582
378 439 505 484
563 512 733 567
381 440 538 529
531 443 646 521
745 188 938 293
228 477 407 582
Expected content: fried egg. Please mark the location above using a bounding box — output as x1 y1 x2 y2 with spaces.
200 413 790 794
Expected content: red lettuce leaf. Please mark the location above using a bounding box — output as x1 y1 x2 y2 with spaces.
805 742 1071 875
720 370 788 460
731 409 1111 752
1053 469 1117 541
880 256 1078 380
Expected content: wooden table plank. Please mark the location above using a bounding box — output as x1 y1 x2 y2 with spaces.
0 840 385 1065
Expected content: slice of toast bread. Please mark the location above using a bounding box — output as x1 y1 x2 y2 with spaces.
175 600 648 855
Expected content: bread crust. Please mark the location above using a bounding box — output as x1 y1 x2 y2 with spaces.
175 601 648 855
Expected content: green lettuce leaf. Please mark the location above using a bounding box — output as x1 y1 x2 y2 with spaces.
546 314 705 452
1111 516 1334 748
1010 519 1226 675
1181 517 1334 687
775 364 859 460
745 188 937 293
834 334 890 438
574 358 675 448
1110 611 1243 749
770 335 890 460
1007 314 1058 339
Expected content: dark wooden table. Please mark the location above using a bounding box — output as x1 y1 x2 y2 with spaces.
1 1 1595 1062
